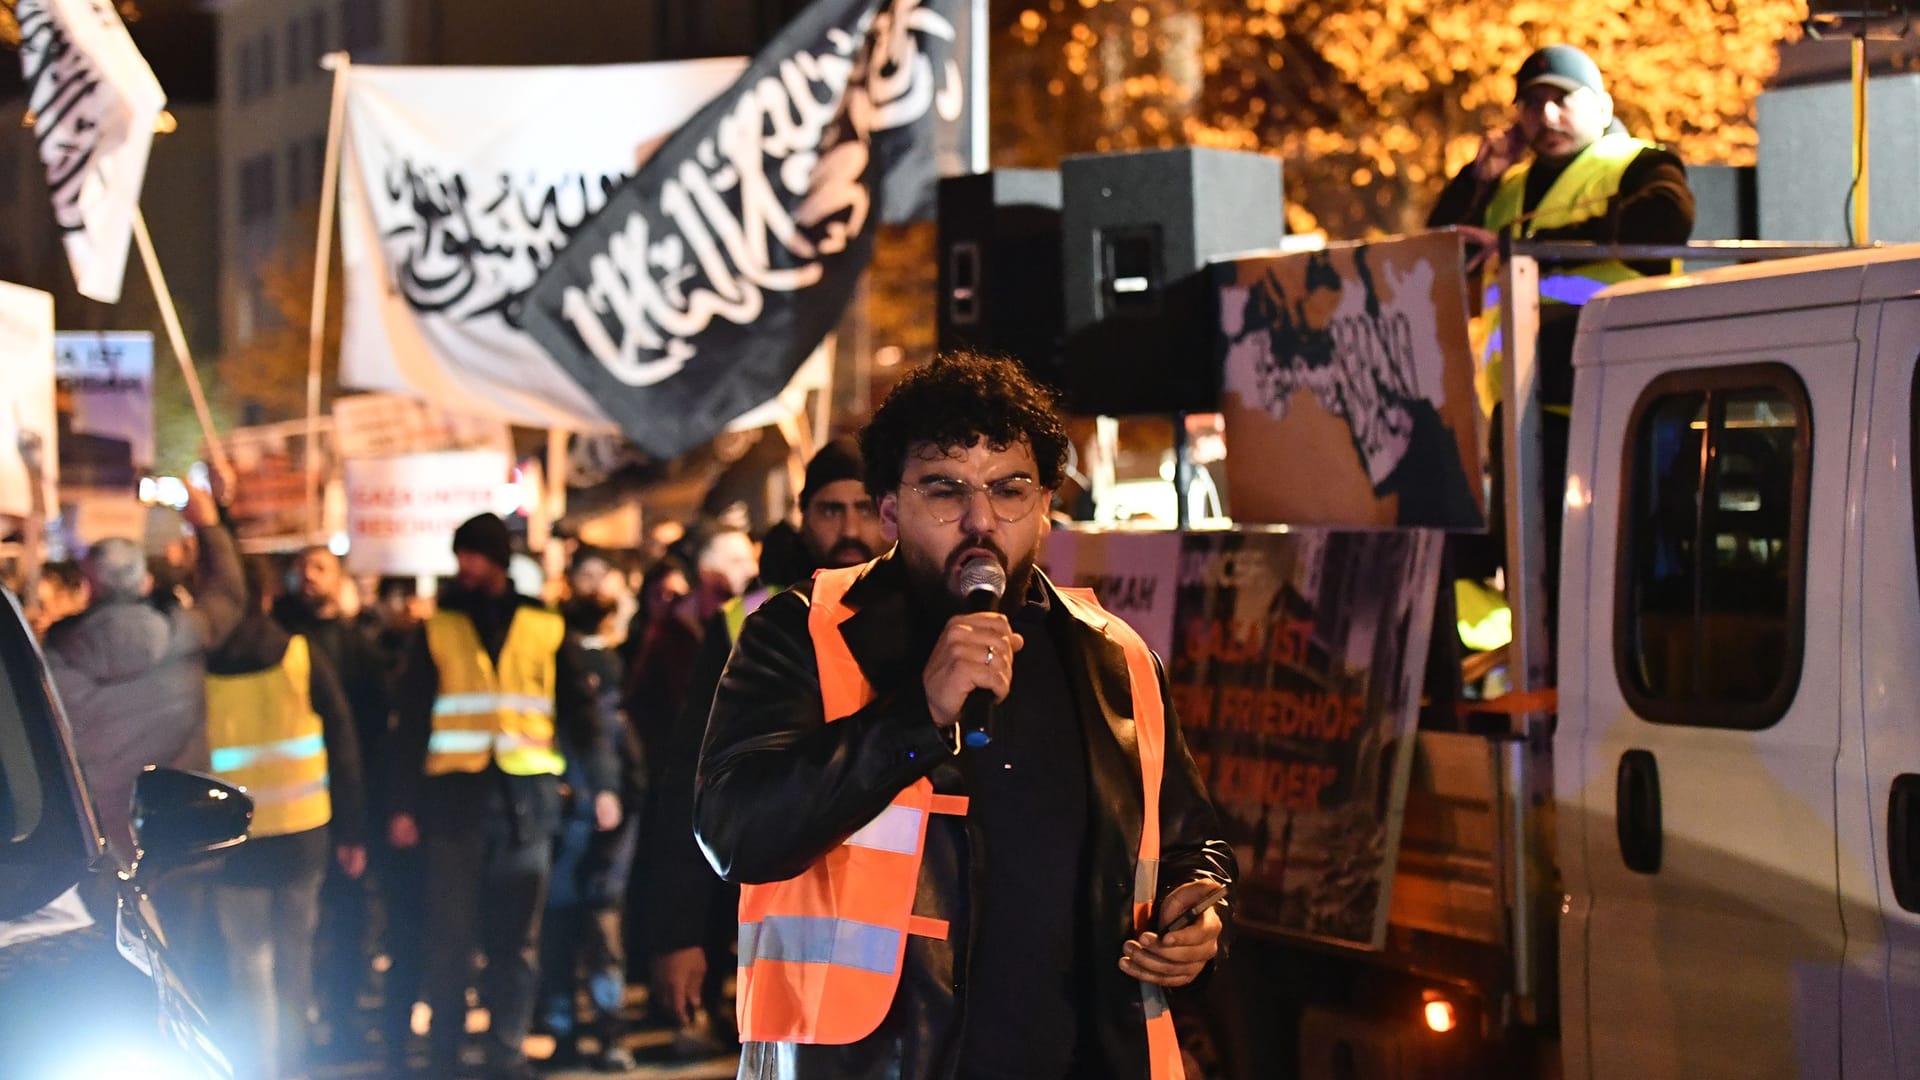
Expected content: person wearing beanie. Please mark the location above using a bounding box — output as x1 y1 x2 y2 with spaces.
635 437 890 1059
385 513 621 1080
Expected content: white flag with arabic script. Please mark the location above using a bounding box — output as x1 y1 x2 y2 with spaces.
337 59 748 432
14 0 166 304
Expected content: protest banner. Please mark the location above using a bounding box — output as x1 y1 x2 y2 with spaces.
1216 231 1484 530
331 393 511 461
215 419 335 545
337 58 746 430
1046 526 1442 948
520 0 966 458
54 330 153 485
344 450 511 577
0 282 58 520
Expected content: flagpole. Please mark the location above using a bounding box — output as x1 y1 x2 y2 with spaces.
969 0 988 172
307 51 353 540
131 209 233 486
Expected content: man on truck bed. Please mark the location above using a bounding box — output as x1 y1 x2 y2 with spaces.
1429 43 1694 653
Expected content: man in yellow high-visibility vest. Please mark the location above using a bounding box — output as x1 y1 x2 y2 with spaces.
1428 44 1694 658
386 513 619 1080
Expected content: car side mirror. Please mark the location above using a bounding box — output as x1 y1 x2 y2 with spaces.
128 767 252 880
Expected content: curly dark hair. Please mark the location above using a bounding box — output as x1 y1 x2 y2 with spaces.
859 350 1070 495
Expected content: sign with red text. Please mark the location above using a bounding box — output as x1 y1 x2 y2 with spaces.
1045 526 1441 949
344 450 509 576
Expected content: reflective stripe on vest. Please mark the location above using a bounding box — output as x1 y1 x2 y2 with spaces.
1470 133 1666 412
424 608 567 777
205 635 331 838
734 563 1186 1078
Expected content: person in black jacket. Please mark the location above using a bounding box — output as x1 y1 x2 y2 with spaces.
639 437 887 1058
386 515 620 1080
272 545 402 1060
206 557 368 1080
694 353 1235 1080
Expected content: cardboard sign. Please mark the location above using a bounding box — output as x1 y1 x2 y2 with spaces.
1216 231 1484 530
55 331 154 480
216 419 335 542
1044 526 1442 949
345 450 510 576
331 392 511 461
0 281 58 519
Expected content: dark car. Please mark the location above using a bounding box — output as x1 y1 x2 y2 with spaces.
0 586 251 1079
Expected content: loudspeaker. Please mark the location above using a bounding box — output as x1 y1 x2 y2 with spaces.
1688 164 1758 242
936 170 1064 372
1059 147 1285 416
1758 74 1920 242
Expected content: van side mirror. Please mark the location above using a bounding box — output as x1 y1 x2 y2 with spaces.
128 767 252 879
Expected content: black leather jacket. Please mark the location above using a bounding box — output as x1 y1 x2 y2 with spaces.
694 552 1235 1080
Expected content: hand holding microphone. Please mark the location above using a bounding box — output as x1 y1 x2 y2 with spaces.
922 556 1022 747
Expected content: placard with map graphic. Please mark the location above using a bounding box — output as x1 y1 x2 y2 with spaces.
1216 231 1484 530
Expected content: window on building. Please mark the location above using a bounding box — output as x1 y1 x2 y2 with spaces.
287 17 304 85
1615 363 1809 729
341 0 382 53
259 29 276 97
238 38 255 102
287 142 305 207
239 154 278 224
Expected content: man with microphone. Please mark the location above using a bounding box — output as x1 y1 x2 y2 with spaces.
695 351 1234 1079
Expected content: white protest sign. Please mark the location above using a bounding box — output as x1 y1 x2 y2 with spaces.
345 450 510 576
0 281 58 519
55 330 153 474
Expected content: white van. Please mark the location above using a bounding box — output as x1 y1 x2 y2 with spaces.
1557 244 1920 1079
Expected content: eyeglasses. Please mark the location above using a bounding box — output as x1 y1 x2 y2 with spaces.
904 477 1044 524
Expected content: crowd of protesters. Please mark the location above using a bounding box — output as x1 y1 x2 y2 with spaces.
19 436 883 1080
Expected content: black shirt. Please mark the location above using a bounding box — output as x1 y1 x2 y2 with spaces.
956 591 1092 1080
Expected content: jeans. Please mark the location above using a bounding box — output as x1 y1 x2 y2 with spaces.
538 813 638 1050
211 839 328 1080
421 807 553 1072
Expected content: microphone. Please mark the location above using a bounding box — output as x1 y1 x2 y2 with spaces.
954 557 1006 749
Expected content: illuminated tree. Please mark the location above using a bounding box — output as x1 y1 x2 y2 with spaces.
991 0 1808 238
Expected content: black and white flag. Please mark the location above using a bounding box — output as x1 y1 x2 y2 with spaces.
14 0 166 304
519 0 965 459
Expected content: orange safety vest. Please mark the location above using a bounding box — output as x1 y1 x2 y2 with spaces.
734 564 1185 1078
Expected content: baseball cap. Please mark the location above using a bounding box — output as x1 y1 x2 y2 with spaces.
1514 45 1605 102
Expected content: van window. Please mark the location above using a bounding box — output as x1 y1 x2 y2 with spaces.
1615 364 1809 729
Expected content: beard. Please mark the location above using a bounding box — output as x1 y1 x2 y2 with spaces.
899 534 1039 619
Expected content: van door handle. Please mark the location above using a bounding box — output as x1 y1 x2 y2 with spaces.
1617 750 1663 875
1889 775 1920 912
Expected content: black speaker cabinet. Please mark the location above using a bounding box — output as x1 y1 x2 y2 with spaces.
1059 147 1285 416
936 170 1064 375
1688 164 1758 242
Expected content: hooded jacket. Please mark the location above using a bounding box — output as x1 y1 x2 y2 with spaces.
44 526 245 862
694 552 1235 1080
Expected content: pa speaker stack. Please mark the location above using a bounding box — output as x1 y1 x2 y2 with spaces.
936 146 1285 416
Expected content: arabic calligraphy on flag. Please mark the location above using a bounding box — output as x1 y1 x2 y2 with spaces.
519 0 963 459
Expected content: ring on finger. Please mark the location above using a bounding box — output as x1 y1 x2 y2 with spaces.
985 645 996 665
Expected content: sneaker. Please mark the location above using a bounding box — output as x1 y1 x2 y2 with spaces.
589 1045 637 1072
